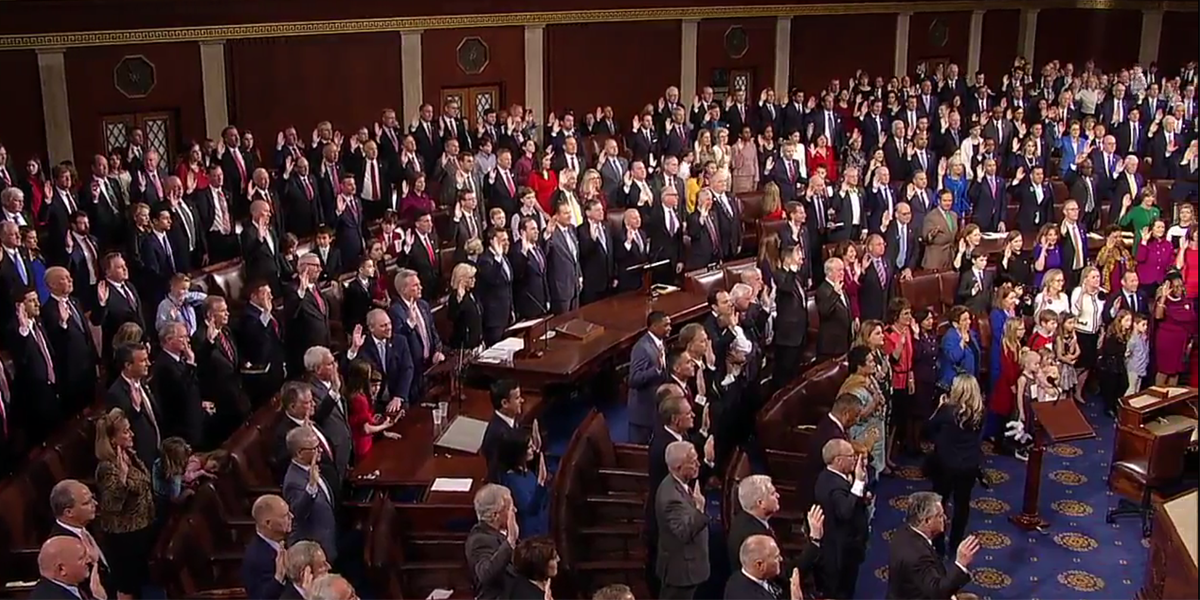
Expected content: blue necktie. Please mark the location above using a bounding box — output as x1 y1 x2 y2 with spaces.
897 225 908 268
13 253 27 285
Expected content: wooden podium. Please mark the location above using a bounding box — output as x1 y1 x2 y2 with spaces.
1009 399 1096 532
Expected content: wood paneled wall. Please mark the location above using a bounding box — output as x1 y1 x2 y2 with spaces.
0 50 46 165
1034 8 1142 72
422 27 526 115
790 13 895 93
695 18 777 95
907 11 971 73
979 9 1020 79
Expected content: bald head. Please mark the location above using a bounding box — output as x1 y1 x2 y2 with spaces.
38 536 89 584
307 574 354 600
45 266 72 295
739 534 781 579
251 494 291 541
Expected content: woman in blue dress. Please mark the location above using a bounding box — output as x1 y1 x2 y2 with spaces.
939 305 982 390
837 345 888 476
497 432 549 539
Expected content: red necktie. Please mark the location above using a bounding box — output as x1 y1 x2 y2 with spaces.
313 289 326 314
150 172 162 197
505 171 515 196
424 235 435 262
233 149 247 181
32 325 55 384
303 176 314 200
370 162 381 201
219 331 234 360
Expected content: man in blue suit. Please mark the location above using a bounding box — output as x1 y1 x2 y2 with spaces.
628 311 671 444
347 308 413 415
389 268 443 405
241 494 292 600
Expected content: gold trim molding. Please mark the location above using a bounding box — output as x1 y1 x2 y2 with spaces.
0 0 1193 51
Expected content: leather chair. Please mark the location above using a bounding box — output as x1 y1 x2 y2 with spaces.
1105 425 1195 537
682 266 729 296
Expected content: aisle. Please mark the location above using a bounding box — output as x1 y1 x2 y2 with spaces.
858 403 1148 599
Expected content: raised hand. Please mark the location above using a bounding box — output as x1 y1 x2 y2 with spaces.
956 534 981 567
790 568 803 600
58 299 70 325
691 480 706 511
15 303 30 331
806 504 825 540
351 324 365 350
853 453 867 482
276 131 285 150
333 130 344 147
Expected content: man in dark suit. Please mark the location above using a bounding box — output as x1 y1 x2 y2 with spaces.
29 536 98 600
236 281 286 407
768 142 806 203
465 484 518 600
480 379 527 483
48 480 109 597
628 312 671 444
727 475 822 588
42 267 98 414
814 438 869 600
402 211 443 302
858 234 894 322
348 308 413 414
955 253 993 314
1104 270 1150 324
641 188 685 284
577 199 615 305
390 268 444 404
242 494 291 600
271 381 338 487
1014 165 1054 233
104 344 162 475
284 254 332 375
613 208 652 293
772 251 808 390
545 203 582 314
1058 201 1088 289
685 190 723 270
9 288 63 446
1066 158 1102 230
968 158 1007 232
329 173 366 275
151 320 213 449
815 257 853 363
89 253 144 361
476 228 515 345
655 440 710 600
800 395 859 507
193 165 240 263
884 202 920 282
241 200 286 293
509 216 550 319
139 204 181 307
886 491 978 600
77 154 127 251
193 296 246 440
724 535 793 600
217 127 256 216
710 172 743 259
305 346 353 484
282 427 338 565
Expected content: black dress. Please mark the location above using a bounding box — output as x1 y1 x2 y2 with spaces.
997 250 1035 315
449 291 483 350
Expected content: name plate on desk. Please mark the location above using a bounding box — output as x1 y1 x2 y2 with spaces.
433 416 488 454
554 319 604 341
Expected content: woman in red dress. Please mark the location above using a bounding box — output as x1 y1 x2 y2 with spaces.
528 152 559 214
989 318 1025 452
807 134 839 183
835 240 863 322
399 173 435 223
176 143 210 197
344 359 398 462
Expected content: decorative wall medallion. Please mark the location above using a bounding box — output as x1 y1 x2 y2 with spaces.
724 25 748 59
928 19 949 48
456 37 489 75
114 55 156 99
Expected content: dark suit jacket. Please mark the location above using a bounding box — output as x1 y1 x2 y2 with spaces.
357 335 415 410
727 510 820 580
723 571 779 600
104 377 162 469
481 413 519 483
858 259 894 322
48 521 111 595
815 281 852 357
886 526 972 600
955 269 993 314
814 469 869 593
476 250 515 332
150 352 210 449
240 534 285 600
802 416 849 506
1103 288 1151 324
465 522 515 600
509 243 550 319
28 579 84 600
773 268 808 348
283 283 332 365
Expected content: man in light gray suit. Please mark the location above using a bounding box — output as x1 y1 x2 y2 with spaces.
304 346 352 483
656 441 710 600
628 311 671 443
544 202 582 314
597 138 629 203
282 426 338 564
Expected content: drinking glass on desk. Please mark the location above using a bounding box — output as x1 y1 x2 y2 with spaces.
438 401 450 421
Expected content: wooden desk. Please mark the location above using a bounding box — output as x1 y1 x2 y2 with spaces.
1138 490 1198 600
1113 387 1199 501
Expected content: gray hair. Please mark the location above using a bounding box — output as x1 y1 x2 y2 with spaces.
281 381 312 412
304 346 333 373
157 320 186 343
394 268 419 293
739 269 762 285
284 541 325 580
738 534 775 569
49 480 85 518
0 187 24 205
729 283 753 303
286 426 318 456
905 491 943 526
664 440 695 473
473 483 512 523
737 475 774 513
822 438 851 465
306 574 352 600
824 256 844 275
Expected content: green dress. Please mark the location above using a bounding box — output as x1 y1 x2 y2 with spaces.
1119 205 1161 251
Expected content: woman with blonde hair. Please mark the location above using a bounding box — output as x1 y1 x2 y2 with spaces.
694 128 717 167
1034 268 1070 315
927 373 985 555
578 168 607 208
713 127 732 169
448 262 482 350
94 408 155 599
760 181 783 221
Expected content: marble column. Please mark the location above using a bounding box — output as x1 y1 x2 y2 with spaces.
894 12 911 77
967 10 986 77
37 48 74 165
400 30 424 122
199 41 230 140
774 16 792 94
1138 9 1163 67
1018 8 1039 65
524 25 545 122
680 19 699 100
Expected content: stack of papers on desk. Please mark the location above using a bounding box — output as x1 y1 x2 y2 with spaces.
430 478 474 493
981 232 1008 240
475 338 525 363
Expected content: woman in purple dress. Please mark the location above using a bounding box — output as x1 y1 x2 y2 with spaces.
1154 273 1197 386
1032 223 1063 290
911 308 941 429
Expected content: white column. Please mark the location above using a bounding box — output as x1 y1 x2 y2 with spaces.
37 48 73 165
1138 9 1163 67
199 41 230 140
400 30 424 122
774 17 792 94
1019 8 1039 65
523 25 545 123
967 10 985 77
894 13 911 77
680 19 699 100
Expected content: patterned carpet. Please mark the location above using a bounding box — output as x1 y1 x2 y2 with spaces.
857 399 1150 600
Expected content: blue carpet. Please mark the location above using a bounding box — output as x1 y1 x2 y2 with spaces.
858 398 1148 599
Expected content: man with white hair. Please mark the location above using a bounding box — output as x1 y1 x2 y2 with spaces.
727 475 823 586
815 257 853 362
465 483 518 599
285 252 332 375
655 441 710 599
724 534 801 599
887 491 979 600
304 346 352 482
305 574 355 600
281 540 331 600
152 319 213 448
0 186 28 226
282 426 338 564
709 168 742 258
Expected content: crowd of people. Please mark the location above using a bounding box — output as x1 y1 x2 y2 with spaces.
8 46 1199 600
